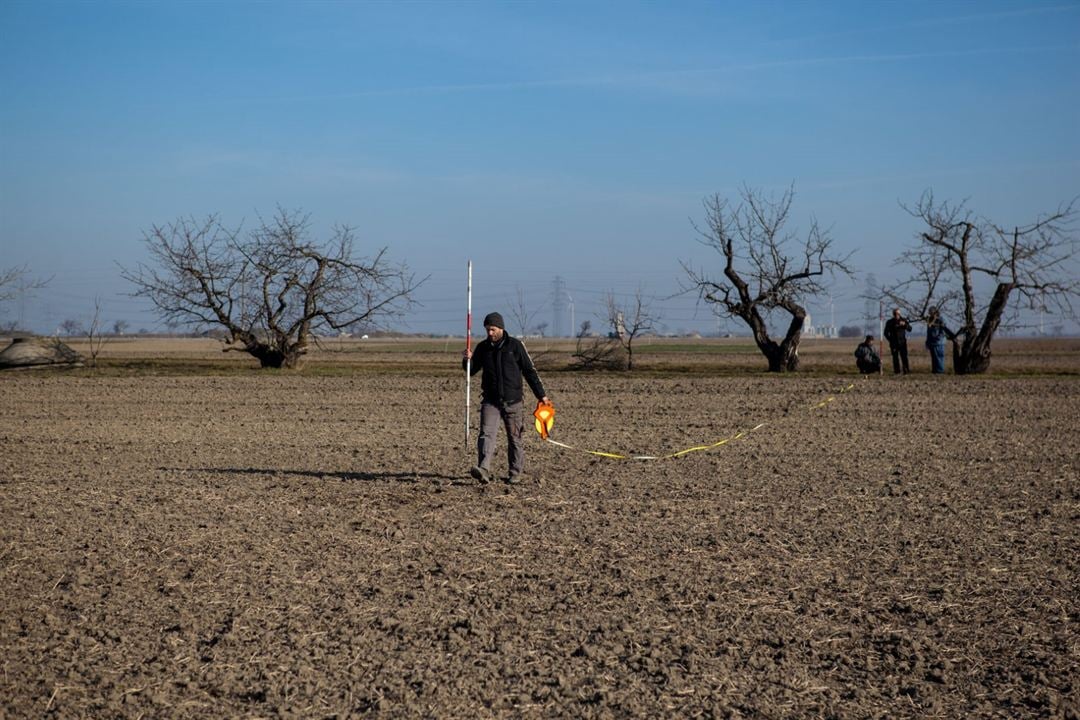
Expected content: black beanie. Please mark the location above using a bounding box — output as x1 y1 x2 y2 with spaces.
483 312 505 329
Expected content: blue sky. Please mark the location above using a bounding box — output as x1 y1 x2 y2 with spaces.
2 0 1078 336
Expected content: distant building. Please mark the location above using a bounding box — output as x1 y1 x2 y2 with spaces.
803 312 837 338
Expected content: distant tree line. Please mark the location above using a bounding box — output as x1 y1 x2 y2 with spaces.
6 186 1076 374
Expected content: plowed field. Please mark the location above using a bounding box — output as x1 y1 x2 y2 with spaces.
2 339 1077 718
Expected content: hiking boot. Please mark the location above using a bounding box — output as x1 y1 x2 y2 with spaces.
504 473 523 485
469 466 493 484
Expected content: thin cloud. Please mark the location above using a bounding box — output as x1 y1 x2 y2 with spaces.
225 43 1078 106
769 3 1080 48
602 44 1079 90
802 159 1080 192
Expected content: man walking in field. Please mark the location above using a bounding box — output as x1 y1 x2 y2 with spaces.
462 312 549 484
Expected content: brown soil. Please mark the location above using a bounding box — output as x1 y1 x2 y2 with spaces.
1 346 1078 718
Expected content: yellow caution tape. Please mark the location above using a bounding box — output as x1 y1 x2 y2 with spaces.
542 376 863 460
544 423 767 460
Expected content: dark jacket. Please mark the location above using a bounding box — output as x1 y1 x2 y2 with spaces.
883 317 910 347
466 333 546 406
854 341 881 372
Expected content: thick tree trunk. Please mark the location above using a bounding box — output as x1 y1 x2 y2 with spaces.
954 330 995 374
954 342 991 375
782 342 800 372
759 341 800 372
248 344 287 368
281 351 306 369
747 308 804 372
763 344 783 372
236 335 308 369
750 322 785 372
779 312 804 372
953 283 1012 375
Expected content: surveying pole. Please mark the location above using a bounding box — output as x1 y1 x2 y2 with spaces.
878 299 885 375
465 261 473 450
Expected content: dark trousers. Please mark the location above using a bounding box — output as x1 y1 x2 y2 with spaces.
478 401 525 476
889 343 910 374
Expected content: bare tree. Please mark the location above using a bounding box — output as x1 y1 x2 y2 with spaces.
684 184 854 372
604 286 658 371
85 297 107 367
121 208 424 368
884 191 1079 374
112 319 130 336
56 300 109 365
0 266 50 330
506 286 542 337
0 266 25 303
60 319 82 336
0 266 45 303
571 334 624 371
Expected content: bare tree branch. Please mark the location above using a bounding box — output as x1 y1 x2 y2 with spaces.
0 266 51 328
604 286 659 371
684 184 854 371
121 208 426 368
85 297 107 368
506 286 543 337
885 191 1079 373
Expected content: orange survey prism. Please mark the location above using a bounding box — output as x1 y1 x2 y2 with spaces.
533 400 555 440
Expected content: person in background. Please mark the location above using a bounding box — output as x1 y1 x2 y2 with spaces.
855 334 882 374
883 307 912 374
925 307 951 374
462 312 549 485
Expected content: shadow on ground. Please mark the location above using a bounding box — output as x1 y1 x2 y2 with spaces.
166 466 465 484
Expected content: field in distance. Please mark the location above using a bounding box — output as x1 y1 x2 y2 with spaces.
14 335 1080 376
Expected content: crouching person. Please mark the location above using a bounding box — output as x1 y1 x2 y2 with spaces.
855 334 881 374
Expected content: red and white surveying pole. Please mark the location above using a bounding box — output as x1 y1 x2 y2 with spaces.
465 260 473 450
878 299 885 375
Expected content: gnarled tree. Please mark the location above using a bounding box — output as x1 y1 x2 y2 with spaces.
884 191 1078 374
122 208 423 368
605 286 657 371
684 184 853 371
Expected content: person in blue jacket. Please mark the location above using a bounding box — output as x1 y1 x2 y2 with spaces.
925 307 951 374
